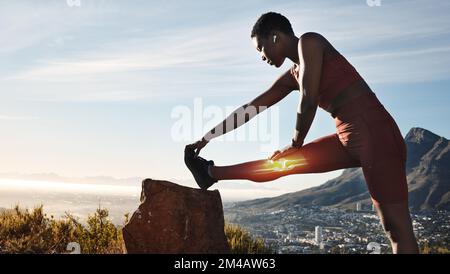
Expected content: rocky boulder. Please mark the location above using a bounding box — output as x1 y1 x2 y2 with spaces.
122 179 230 254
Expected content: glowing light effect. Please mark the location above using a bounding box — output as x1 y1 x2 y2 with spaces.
254 158 307 173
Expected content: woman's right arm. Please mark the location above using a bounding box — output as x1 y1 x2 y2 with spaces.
202 69 298 142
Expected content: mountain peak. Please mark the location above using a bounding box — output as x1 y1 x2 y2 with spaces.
405 127 443 144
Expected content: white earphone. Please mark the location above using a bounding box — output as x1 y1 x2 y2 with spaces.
273 35 277 43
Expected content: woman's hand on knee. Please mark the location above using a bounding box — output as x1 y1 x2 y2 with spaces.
269 144 299 161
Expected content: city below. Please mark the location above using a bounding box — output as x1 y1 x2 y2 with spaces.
224 204 449 254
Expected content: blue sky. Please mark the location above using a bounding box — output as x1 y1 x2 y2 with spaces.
1 0 449 200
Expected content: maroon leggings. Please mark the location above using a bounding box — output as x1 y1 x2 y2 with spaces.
292 91 408 204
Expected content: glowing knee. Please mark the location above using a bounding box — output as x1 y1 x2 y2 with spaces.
254 158 307 173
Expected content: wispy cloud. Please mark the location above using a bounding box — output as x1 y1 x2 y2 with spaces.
0 15 261 102
0 115 38 121
349 45 450 84
7 18 253 80
0 1 103 55
351 46 450 60
1 0 449 104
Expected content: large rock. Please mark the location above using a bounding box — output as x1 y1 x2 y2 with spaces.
122 179 230 254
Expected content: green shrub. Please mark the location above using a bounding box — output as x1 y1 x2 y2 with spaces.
0 205 123 254
420 242 450 254
224 224 274 254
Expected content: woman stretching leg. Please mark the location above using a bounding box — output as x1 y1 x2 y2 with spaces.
209 134 357 183
184 12 419 254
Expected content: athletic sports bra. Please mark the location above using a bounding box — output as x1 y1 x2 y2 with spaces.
290 53 363 110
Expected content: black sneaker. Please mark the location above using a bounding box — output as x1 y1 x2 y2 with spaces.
184 144 218 190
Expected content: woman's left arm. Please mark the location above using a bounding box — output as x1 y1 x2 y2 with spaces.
292 32 324 147
270 33 324 161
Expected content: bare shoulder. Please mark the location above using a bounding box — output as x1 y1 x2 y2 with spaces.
300 32 324 40
299 32 338 56
299 32 327 48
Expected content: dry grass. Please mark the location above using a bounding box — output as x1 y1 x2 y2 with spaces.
0 205 272 254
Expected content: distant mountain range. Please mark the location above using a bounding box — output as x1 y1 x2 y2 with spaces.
231 127 449 212
0 172 144 186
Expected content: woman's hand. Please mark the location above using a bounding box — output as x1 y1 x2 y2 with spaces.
269 144 300 161
189 137 209 157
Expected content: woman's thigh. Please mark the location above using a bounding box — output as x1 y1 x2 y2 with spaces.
342 108 409 204
280 133 361 175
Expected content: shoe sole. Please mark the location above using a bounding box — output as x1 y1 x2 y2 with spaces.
184 145 214 190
